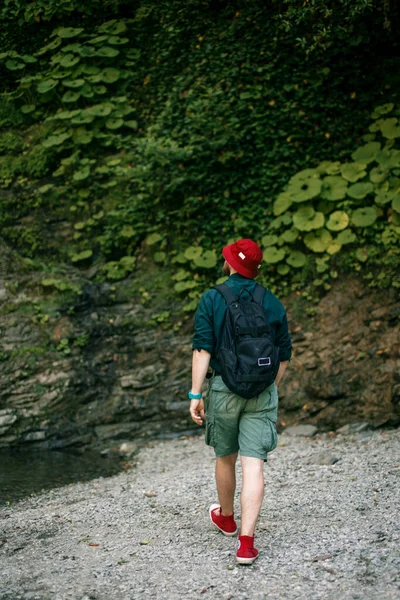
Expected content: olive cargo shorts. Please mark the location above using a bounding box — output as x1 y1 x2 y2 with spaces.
204 375 279 460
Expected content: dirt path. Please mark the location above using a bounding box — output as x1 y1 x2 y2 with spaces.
1 429 399 600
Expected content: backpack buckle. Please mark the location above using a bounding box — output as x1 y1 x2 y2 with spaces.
258 357 271 367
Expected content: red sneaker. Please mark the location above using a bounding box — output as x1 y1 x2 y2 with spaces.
236 535 259 565
209 504 238 536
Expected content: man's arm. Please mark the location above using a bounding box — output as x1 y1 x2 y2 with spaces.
189 349 211 425
275 360 289 388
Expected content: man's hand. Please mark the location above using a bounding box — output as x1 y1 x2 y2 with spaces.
190 398 205 426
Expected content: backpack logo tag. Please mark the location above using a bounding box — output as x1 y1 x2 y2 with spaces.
258 357 271 367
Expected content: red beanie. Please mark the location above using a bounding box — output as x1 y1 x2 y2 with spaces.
222 239 263 279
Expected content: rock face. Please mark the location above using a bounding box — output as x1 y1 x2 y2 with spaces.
0 242 399 450
281 280 400 432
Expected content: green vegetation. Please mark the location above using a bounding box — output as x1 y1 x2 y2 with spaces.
0 0 399 311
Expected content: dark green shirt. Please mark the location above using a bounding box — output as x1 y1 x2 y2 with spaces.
192 274 292 372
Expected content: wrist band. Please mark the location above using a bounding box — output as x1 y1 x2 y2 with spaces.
188 391 202 400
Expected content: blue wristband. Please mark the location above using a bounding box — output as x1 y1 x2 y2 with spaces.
188 391 202 400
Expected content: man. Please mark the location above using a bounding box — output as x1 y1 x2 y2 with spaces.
189 238 292 565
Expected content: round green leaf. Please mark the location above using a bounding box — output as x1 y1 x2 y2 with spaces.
286 169 322 202
71 249 92 262
263 246 285 264
347 182 374 200
277 264 290 275
320 176 348 201
326 211 349 232
286 251 306 268
37 79 58 93
304 229 333 253
273 192 293 215
174 280 198 292
60 54 80 67
376 149 400 170
71 111 95 124
73 166 91 181
106 118 124 129
340 163 367 183
57 27 84 38
108 36 129 45
280 228 299 243
146 233 162 245
78 46 97 57
101 68 120 83
392 196 400 213
20 104 36 114
125 120 138 130
62 78 85 89
356 248 368 263
93 85 107 95
120 225 135 238
351 207 377 227
369 167 388 184
42 132 71 148
62 90 81 103
193 250 217 269
154 252 166 263
184 246 203 260
87 103 113 117
261 234 279 247
317 161 340 176
374 103 394 116
96 47 120 58
337 230 356 245
379 118 400 139
327 243 341 255
5 59 25 70
351 142 381 164
72 127 93 145
99 20 127 35
293 207 324 231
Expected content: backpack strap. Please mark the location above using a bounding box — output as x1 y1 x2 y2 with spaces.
252 283 267 306
213 283 238 305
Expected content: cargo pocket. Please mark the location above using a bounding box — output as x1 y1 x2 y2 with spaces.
205 414 217 448
261 417 278 454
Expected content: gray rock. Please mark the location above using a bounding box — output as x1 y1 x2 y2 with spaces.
23 431 46 442
119 442 137 457
337 422 370 435
0 411 17 427
284 424 318 437
305 451 339 465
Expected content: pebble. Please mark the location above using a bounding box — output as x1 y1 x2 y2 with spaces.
0 429 399 600
283 424 318 437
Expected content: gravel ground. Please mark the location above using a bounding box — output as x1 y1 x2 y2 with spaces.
0 428 399 600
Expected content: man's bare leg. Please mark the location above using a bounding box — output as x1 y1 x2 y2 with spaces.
215 453 238 515
240 456 264 536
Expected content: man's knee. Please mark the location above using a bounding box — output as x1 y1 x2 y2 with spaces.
240 455 264 473
217 452 238 466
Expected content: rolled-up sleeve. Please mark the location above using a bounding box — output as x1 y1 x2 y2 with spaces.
192 291 215 354
275 312 292 362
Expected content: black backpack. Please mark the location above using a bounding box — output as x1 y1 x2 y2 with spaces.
213 283 279 400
